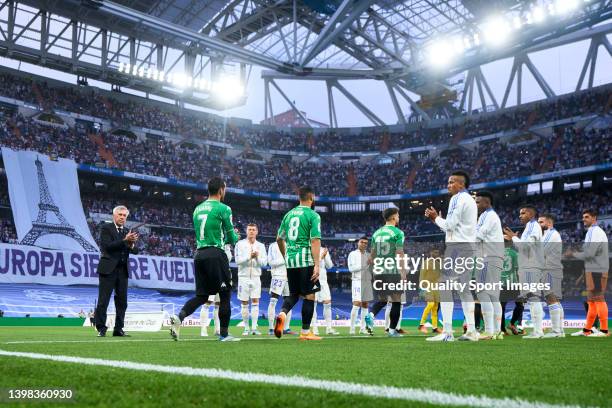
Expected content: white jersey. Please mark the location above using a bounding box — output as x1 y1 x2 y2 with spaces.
348 249 369 280
476 208 504 260
542 228 563 270
435 190 477 243
234 239 267 279
267 242 287 280
574 224 609 273
319 250 333 283
512 219 544 271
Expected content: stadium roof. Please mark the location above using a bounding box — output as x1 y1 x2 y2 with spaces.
1 0 611 120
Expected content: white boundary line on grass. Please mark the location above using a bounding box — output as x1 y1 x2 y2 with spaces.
0 349 588 408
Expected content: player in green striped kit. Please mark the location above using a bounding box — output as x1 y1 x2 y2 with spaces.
365 208 406 337
500 243 524 335
273 186 322 340
170 177 240 342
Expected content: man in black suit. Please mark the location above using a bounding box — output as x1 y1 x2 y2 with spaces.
95 205 139 337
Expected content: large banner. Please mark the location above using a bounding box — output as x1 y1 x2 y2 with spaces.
1 147 98 252
0 243 196 291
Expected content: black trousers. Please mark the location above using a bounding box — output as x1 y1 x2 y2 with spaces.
95 265 128 331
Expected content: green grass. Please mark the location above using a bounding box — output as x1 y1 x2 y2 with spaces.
0 326 610 407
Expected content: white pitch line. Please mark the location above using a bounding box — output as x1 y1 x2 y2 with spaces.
0 349 587 408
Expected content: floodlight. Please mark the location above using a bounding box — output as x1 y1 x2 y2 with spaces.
481 16 512 47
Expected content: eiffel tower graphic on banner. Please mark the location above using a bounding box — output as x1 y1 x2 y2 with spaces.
20 157 97 252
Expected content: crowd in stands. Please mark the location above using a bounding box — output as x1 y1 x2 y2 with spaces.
1 167 610 264
0 72 609 154
1 111 610 196
0 70 610 263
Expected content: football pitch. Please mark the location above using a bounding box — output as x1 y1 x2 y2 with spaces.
0 325 610 408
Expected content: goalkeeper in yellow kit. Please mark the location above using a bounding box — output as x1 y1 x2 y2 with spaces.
418 248 443 334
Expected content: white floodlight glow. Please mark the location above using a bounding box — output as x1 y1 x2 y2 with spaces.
158 71 165 82
146 67 153 79
426 40 455 68
124 63 131 74
138 67 145 77
118 62 124 73
451 36 465 53
481 16 512 47
513 16 523 29
532 6 546 23
213 76 245 103
132 65 138 75
557 0 579 15
166 73 173 84
173 73 183 87
472 33 481 46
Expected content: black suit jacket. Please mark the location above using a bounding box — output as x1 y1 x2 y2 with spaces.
96 222 139 276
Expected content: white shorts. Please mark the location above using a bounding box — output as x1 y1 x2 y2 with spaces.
518 269 543 298
476 258 503 284
542 269 563 299
237 277 262 301
207 294 220 303
316 279 331 302
269 276 290 297
352 279 373 303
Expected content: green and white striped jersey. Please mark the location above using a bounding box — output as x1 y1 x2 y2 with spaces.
277 205 321 268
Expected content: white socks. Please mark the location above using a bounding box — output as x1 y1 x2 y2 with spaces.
200 304 212 334
312 304 318 328
251 303 259 330
241 303 249 330
350 306 359 332
213 304 219 334
461 301 476 333
360 307 368 331
268 297 278 330
385 303 391 329
441 301 454 333
396 304 403 330
529 301 544 334
323 303 332 330
480 301 494 336
549 302 563 333
493 302 502 333
285 310 292 331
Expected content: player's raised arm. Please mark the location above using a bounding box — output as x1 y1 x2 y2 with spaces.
257 242 268 268
234 239 251 266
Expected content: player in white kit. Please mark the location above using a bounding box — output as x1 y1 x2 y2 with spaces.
267 241 294 335
538 214 565 338
312 247 339 335
235 224 267 336
425 171 479 342
503 204 545 339
474 191 505 340
347 236 372 335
